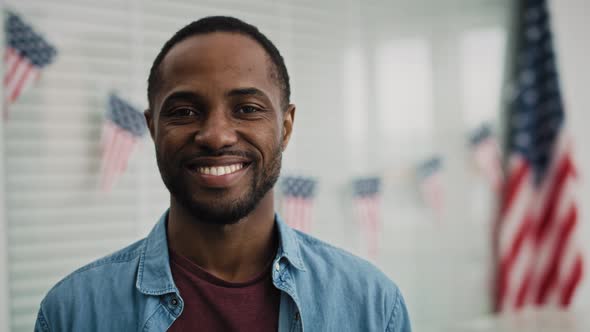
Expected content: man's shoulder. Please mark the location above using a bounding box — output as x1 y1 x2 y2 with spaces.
290 230 411 331
43 238 145 304
293 230 398 290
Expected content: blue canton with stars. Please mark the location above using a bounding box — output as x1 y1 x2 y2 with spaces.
509 0 564 184
470 123 493 146
417 156 442 180
107 93 147 137
281 176 317 198
353 177 380 198
5 11 56 68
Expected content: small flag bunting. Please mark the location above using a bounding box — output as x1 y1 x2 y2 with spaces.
352 176 382 260
100 93 147 191
470 123 503 191
280 176 317 233
4 11 57 111
417 156 445 216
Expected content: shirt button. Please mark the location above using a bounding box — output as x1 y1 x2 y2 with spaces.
171 298 179 306
274 262 280 271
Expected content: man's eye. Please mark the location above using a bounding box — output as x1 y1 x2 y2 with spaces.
236 106 261 114
173 108 198 117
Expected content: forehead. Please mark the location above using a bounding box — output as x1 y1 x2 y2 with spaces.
156 32 279 105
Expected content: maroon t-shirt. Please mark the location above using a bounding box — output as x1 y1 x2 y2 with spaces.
167 250 280 332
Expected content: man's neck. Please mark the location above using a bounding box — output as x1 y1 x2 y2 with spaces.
166 192 277 283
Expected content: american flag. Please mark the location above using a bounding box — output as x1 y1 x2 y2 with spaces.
4 11 56 110
352 177 381 260
100 93 147 191
280 176 317 233
417 156 444 216
495 0 583 311
469 124 503 191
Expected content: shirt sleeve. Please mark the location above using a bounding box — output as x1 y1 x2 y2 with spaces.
386 288 411 332
34 305 51 332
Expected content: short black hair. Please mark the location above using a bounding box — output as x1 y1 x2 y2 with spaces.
147 16 290 111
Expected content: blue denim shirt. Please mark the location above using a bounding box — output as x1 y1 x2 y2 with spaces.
35 211 411 331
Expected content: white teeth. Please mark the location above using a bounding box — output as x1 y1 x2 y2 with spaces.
196 163 245 176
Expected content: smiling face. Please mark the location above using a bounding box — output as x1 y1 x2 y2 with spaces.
146 32 295 224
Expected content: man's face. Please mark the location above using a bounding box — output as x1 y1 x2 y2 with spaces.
146 32 294 224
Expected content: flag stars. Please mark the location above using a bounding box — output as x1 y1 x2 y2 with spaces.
107 94 148 138
520 70 536 86
511 113 530 129
523 90 539 106
524 6 542 22
526 26 543 42
515 133 531 148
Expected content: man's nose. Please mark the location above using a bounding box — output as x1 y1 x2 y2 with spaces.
193 109 238 150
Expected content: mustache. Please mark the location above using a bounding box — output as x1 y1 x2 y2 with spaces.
181 148 258 163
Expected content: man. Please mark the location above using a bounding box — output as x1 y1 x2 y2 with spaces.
35 16 411 331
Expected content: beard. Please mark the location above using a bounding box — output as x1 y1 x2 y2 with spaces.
156 146 282 225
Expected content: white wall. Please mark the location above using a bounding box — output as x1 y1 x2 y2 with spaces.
551 0 590 312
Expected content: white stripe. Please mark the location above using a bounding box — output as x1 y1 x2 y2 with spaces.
103 130 125 190
14 68 39 102
3 50 19 81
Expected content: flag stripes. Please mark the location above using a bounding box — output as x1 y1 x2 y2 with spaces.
4 11 56 110
99 94 147 191
495 0 583 311
280 176 317 233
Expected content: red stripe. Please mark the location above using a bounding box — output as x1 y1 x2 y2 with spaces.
560 254 583 306
10 62 33 102
3 50 20 85
536 155 573 242
535 203 577 305
497 213 533 310
499 161 529 218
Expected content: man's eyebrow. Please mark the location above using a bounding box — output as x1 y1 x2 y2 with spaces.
226 87 268 99
162 91 203 105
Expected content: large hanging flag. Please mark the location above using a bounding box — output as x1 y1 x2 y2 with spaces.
280 176 317 233
495 0 583 311
469 123 503 191
4 11 57 110
100 93 147 191
352 177 381 260
416 156 444 216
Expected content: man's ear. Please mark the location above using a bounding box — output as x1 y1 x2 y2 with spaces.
144 109 155 141
281 104 296 151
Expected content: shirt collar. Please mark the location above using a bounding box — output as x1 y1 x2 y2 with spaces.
136 210 177 295
135 210 306 295
275 213 306 271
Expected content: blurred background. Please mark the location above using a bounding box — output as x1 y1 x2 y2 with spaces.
0 0 588 331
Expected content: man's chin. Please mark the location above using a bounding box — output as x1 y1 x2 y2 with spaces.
181 200 255 225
